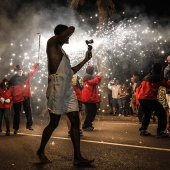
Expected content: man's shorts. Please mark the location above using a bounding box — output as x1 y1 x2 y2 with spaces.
112 98 118 107
46 74 79 115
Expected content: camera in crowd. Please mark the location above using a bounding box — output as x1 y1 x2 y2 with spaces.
86 39 94 45
85 39 94 59
86 39 93 52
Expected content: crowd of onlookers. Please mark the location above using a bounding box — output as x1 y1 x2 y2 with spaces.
107 56 170 138
107 75 167 123
1 57 170 139
107 76 140 118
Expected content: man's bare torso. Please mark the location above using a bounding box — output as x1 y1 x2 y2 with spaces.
47 37 65 75
46 27 75 75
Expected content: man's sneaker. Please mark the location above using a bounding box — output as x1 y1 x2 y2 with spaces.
5 132 10 136
156 132 169 138
26 127 34 131
14 129 18 135
140 130 151 136
83 127 94 131
91 126 94 130
79 129 83 136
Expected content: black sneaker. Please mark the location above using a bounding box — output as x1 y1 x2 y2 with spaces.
91 126 94 130
5 132 10 136
156 132 169 138
14 129 19 134
26 127 34 131
83 127 94 131
140 130 151 136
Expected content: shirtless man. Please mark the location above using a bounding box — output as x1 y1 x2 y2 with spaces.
36 24 94 166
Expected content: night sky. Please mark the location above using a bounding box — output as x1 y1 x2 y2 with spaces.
115 0 170 16
1 0 170 18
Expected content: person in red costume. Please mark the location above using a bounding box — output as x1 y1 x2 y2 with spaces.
138 63 170 138
0 78 12 136
82 65 102 131
9 63 39 134
66 74 84 136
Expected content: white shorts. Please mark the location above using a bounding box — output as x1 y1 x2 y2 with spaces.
46 74 79 115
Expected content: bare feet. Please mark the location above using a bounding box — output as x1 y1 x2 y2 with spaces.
36 151 52 164
74 157 95 166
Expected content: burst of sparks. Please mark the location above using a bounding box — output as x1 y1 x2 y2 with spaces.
1 15 170 113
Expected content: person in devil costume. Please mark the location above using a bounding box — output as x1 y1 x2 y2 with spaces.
9 63 39 134
0 78 12 136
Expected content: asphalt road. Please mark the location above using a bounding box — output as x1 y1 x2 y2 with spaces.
0 114 170 170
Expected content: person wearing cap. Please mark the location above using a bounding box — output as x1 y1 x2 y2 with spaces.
164 55 170 132
81 65 102 131
9 63 39 134
0 78 12 136
37 24 94 165
138 63 170 138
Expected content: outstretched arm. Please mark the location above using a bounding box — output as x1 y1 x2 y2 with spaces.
29 63 39 78
86 75 101 86
72 51 92 74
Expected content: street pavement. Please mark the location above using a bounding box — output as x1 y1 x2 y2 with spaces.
0 114 170 170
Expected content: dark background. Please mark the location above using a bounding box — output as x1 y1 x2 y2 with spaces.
1 0 170 18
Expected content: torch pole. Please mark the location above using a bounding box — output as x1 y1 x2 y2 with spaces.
37 33 41 62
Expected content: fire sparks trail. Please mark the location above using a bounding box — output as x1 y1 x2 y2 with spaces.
0 12 170 113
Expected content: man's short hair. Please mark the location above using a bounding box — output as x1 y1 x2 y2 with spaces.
54 24 68 35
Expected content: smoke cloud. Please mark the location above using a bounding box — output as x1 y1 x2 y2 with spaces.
0 1 170 112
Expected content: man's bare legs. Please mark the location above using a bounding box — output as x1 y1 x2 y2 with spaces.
67 112 81 159
37 111 94 165
112 107 116 115
37 112 61 163
67 111 94 165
